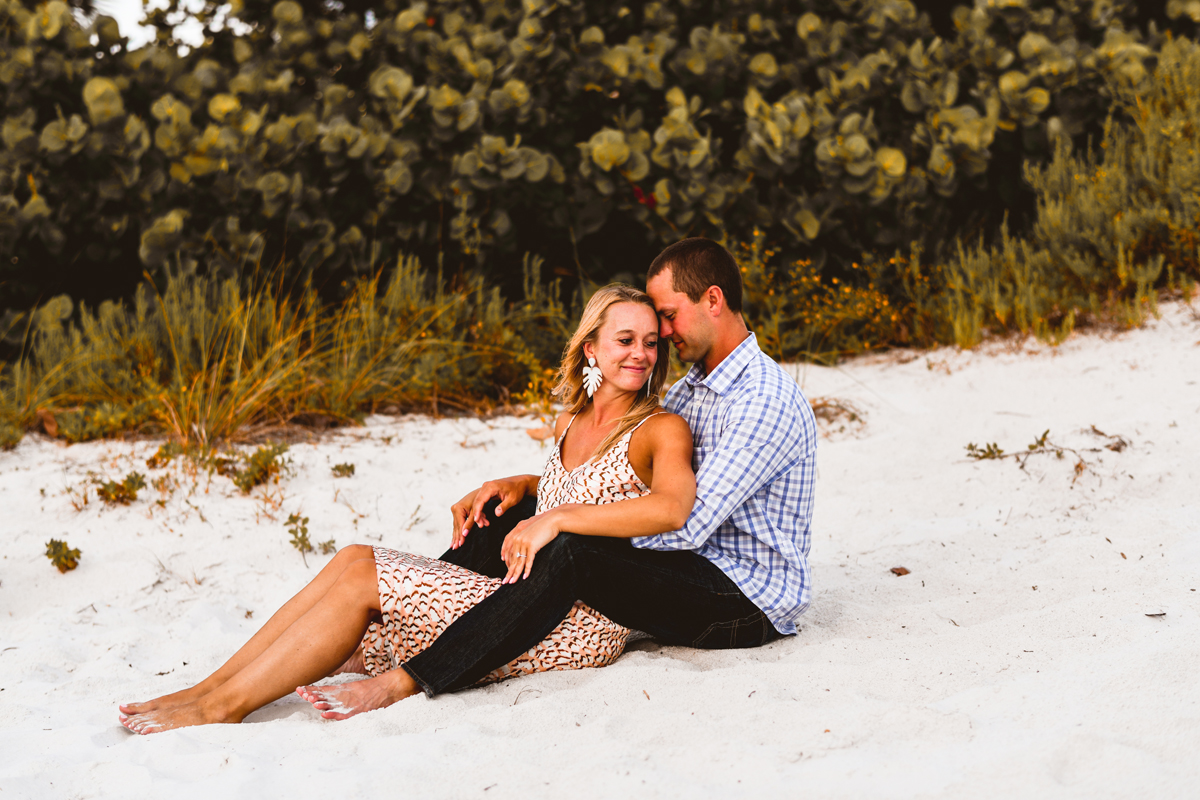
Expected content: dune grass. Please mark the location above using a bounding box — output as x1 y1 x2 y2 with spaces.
0 254 571 452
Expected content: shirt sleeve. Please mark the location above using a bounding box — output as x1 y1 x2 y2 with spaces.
637 392 805 551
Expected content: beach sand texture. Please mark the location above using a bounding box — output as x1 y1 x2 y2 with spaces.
1 301 1197 799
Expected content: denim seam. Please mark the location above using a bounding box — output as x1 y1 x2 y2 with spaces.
400 662 436 699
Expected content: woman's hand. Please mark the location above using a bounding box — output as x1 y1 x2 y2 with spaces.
500 508 572 583
450 476 533 549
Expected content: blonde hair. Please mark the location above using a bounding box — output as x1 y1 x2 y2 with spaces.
552 284 669 458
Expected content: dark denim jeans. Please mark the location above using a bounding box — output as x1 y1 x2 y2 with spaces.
401 497 783 696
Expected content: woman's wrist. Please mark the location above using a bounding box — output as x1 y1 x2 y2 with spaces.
548 504 581 532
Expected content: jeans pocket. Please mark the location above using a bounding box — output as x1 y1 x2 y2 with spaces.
691 612 771 649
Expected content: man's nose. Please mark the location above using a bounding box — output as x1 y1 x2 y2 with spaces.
658 319 672 337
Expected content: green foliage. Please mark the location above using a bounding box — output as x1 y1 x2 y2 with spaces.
45 538 81 573
0 252 572 449
285 511 313 563
229 442 290 493
965 441 1006 461
331 462 355 477
0 412 19 449
896 37 1200 348
146 441 184 469
0 0 1164 312
736 229 899 362
963 427 1127 483
96 471 146 504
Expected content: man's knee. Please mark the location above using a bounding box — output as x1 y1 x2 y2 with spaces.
542 531 614 564
485 495 537 526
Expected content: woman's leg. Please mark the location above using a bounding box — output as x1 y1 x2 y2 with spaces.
122 556 389 734
120 545 376 715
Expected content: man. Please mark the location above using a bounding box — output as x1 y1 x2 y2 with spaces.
302 237 817 715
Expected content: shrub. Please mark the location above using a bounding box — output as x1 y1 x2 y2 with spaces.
229 442 290 493
903 37 1200 347
0 0 1165 313
45 538 81 572
96 471 147 505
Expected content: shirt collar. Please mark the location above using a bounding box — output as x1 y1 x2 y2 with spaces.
683 332 759 395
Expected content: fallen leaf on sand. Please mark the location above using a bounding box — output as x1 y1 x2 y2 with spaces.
890 566 910 576
1145 612 1165 617
526 426 553 441
37 408 58 438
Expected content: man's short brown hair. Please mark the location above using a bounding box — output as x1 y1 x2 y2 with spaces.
646 237 743 313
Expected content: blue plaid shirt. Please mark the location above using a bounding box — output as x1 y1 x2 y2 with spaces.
633 333 817 635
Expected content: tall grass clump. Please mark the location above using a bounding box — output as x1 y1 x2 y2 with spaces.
904 37 1200 348
0 255 573 450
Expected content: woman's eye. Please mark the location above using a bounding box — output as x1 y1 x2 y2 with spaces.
618 338 633 345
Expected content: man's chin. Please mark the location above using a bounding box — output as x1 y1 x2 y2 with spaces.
674 348 698 363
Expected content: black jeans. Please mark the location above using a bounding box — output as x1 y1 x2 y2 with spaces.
401 497 783 696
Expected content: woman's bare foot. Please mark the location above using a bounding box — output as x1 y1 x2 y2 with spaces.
296 671 420 721
330 646 366 676
119 699 236 735
119 685 208 717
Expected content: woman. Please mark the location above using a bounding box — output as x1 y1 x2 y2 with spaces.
119 285 695 734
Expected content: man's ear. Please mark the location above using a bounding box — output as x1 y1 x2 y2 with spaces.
704 285 726 317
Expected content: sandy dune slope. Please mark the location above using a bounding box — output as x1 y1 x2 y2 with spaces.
1 301 1197 799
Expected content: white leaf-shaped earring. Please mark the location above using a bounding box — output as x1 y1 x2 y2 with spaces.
582 356 603 398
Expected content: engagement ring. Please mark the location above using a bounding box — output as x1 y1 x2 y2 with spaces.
515 553 526 558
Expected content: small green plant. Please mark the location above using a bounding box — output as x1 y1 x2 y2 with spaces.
286 513 313 565
45 539 81 573
331 463 355 478
964 428 1129 484
146 442 185 470
319 539 337 555
96 472 147 505
965 442 1006 461
967 430 1063 464
229 444 291 494
0 416 21 450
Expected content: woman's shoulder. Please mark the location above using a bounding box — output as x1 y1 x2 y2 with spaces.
633 411 692 446
553 410 575 439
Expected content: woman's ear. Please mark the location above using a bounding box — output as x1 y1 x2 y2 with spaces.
582 341 595 361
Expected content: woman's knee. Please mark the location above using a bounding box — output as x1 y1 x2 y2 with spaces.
335 557 381 609
335 544 375 564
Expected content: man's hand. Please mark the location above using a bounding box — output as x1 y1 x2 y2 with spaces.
499 509 568 583
450 476 532 549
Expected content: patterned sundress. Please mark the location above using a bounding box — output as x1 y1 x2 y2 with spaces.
359 414 659 686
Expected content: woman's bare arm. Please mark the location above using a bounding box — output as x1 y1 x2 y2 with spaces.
498 414 696 582
544 414 695 537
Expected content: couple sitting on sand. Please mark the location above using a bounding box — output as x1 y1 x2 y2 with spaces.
119 238 818 734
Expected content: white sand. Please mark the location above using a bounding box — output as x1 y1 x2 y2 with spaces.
1 301 1198 799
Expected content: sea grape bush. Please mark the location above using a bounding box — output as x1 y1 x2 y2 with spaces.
0 0 1172 311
